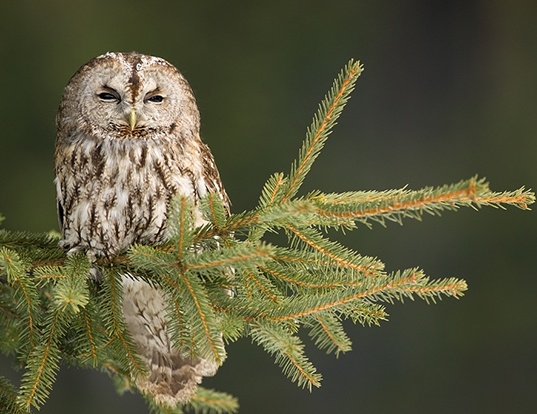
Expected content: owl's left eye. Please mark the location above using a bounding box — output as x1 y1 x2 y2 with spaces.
147 95 164 103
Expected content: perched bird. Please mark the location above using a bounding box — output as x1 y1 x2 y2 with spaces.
54 52 229 406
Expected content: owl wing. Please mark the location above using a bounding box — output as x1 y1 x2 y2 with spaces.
53 174 66 234
200 142 231 215
57 200 65 233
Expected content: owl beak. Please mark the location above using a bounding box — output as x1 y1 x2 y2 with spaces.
128 108 137 131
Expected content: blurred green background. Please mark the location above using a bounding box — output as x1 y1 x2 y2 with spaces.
1 1 536 413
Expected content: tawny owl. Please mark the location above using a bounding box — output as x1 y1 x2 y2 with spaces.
54 52 230 407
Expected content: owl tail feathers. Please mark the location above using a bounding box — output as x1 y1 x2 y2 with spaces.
121 276 222 408
135 353 219 407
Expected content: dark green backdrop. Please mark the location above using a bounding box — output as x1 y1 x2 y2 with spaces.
1 1 536 413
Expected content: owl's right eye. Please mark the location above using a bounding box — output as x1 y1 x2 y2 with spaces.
97 91 120 102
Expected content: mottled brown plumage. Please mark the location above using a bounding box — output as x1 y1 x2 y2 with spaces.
54 52 229 406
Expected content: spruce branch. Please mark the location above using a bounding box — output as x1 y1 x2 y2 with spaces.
147 387 239 414
0 58 534 413
17 310 63 410
250 321 322 390
309 176 534 227
0 247 40 351
280 59 363 202
99 269 147 379
306 312 353 356
0 377 25 414
187 387 239 414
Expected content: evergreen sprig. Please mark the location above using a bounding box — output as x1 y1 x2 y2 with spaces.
0 58 534 413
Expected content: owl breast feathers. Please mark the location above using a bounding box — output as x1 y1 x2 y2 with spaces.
54 52 229 406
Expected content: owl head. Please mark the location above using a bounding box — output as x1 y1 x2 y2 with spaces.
57 52 200 140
